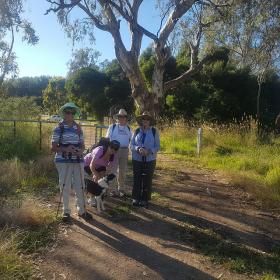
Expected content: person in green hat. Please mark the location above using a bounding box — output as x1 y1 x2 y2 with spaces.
51 102 92 222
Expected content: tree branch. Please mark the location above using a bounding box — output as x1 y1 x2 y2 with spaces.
159 0 197 44
106 0 158 41
164 54 212 91
77 2 111 31
45 0 82 15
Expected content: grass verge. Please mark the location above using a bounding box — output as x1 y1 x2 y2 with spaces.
160 121 280 207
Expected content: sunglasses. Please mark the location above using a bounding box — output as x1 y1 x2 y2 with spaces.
142 117 150 121
64 111 75 115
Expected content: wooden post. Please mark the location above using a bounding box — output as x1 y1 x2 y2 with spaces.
13 121 16 139
197 127 202 156
95 126 98 144
39 121 42 150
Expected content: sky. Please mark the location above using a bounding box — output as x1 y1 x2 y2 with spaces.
13 0 163 78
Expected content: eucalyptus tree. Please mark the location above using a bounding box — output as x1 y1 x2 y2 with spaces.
46 0 232 115
67 47 101 76
0 0 38 85
207 0 280 128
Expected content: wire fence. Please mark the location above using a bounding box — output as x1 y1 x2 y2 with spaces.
0 119 108 150
0 119 204 156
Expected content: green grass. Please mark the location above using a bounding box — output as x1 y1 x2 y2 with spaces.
151 191 163 200
160 122 280 206
107 202 133 219
0 250 35 280
176 222 280 278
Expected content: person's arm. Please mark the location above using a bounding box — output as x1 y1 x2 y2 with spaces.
129 129 141 153
75 129 85 156
89 159 101 181
148 129 160 155
105 125 112 138
89 147 103 181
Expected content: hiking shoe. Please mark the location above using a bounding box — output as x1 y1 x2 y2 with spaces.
88 197 96 207
109 190 117 197
62 213 71 222
118 191 126 198
132 199 139 206
78 212 92 221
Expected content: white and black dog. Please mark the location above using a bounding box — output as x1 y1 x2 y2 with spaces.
85 173 116 212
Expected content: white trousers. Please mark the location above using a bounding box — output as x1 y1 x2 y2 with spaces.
55 162 85 215
112 148 129 191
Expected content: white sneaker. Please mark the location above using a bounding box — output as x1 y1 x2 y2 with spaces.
87 197 96 207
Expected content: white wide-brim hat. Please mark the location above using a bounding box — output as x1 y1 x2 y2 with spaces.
113 109 128 120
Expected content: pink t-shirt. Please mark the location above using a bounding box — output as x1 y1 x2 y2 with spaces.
84 146 116 169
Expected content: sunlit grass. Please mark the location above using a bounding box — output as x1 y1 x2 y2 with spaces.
160 120 280 206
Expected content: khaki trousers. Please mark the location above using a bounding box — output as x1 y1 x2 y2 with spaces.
112 147 129 191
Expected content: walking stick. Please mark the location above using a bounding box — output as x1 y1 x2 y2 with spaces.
56 163 71 218
141 156 147 201
78 159 88 216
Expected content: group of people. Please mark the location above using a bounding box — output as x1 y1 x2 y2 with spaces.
51 102 160 222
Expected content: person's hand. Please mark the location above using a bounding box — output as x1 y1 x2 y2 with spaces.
138 148 145 155
93 173 101 182
65 145 76 153
139 148 149 156
73 148 83 156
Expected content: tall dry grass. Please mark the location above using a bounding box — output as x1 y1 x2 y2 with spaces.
160 119 280 207
0 123 58 279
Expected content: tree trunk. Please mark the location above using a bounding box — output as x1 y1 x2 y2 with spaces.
114 44 157 115
257 80 262 136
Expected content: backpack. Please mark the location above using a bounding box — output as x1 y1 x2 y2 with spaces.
58 121 82 146
134 127 156 139
112 123 131 133
89 137 111 153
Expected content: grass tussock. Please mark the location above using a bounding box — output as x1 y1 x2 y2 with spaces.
160 120 280 207
0 156 57 198
0 198 58 279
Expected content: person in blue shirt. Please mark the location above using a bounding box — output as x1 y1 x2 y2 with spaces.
130 111 160 207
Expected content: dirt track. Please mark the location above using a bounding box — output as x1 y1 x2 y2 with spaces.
39 155 280 280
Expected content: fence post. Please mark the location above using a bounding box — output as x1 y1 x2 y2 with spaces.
39 121 42 150
13 121 16 139
197 127 202 156
95 126 98 144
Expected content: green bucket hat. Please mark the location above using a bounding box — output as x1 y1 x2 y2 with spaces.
59 102 81 118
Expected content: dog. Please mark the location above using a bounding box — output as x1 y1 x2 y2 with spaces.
85 173 116 212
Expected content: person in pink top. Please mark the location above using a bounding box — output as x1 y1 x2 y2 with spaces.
84 140 120 206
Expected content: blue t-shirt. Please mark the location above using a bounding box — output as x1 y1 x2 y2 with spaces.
51 122 84 163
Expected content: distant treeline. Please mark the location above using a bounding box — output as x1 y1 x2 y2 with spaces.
1 46 280 127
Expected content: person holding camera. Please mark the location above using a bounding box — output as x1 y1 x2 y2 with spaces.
130 112 160 207
51 102 92 222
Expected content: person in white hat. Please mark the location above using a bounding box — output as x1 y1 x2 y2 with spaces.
106 109 132 197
